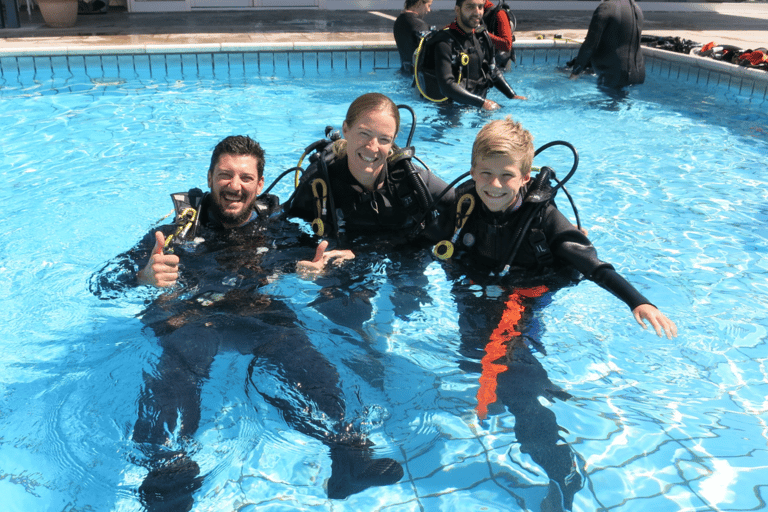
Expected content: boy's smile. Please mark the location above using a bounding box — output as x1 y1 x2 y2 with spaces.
471 154 531 212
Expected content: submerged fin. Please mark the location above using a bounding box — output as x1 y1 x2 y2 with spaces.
138 453 203 512
326 444 404 499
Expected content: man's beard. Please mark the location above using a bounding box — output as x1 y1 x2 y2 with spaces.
212 196 254 227
459 12 479 30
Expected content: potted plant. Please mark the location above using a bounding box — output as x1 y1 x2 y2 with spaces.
36 0 78 28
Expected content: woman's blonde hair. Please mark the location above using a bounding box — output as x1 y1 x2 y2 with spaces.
471 117 535 176
333 92 400 159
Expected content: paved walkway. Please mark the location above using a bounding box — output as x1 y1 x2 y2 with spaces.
1 4 767 52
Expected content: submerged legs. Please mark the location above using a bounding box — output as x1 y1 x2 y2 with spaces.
455 284 585 510
133 305 403 507
248 326 404 499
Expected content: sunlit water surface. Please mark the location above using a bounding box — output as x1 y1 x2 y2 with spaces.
1 55 767 511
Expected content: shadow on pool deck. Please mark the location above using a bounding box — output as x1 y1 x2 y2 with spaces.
1 4 767 50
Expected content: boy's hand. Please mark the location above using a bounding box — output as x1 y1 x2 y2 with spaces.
632 304 678 339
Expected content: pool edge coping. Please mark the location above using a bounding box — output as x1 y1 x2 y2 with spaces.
2 39 766 88
1 38 575 57
643 46 768 85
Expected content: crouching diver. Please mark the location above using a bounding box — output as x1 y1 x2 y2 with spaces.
90 136 403 509
413 0 526 111
431 118 677 510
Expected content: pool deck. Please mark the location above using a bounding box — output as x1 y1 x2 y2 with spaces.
1 3 767 54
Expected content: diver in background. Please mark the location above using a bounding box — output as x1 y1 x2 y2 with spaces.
482 0 515 68
415 0 525 110
394 0 434 73
91 136 403 510
567 0 645 89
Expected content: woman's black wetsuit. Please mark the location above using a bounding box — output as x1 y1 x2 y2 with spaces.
284 153 455 244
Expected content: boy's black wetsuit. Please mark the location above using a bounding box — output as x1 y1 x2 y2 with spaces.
420 22 517 107
394 11 429 73
436 179 654 510
568 0 645 89
91 192 402 509
450 180 650 309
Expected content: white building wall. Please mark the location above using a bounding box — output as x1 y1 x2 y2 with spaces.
128 0 460 13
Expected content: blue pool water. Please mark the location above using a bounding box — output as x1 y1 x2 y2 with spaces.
1 51 767 511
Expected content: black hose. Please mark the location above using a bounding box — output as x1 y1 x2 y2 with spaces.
396 103 418 148
534 140 581 230
428 171 470 212
552 175 582 231
498 202 545 277
262 166 302 195
534 140 578 194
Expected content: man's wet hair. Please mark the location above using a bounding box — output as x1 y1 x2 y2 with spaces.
209 135 266 179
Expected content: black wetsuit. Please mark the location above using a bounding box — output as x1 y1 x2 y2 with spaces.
91 192 402 509
394 11 429 73
449 276 585 510
420 22 517 108
282 148 455 333
284 152 454 244
569 0 645 89
449 181 651 309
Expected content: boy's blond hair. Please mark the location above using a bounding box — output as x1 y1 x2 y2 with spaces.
471 117 535 176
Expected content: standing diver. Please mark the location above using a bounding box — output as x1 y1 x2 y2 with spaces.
567 0 645 89
414 0 526 111
394 0 434 73
90 136 403 509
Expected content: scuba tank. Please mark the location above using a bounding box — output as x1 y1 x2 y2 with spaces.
482 0 517 66
413 28 470 103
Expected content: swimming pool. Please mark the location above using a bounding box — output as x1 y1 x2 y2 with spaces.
1 48 767 511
